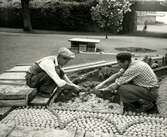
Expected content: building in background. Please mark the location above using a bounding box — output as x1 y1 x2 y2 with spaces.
156 12 167 24
137 11 165 25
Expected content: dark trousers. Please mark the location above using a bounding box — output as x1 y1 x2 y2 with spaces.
117 84 158 110
25 72 57 96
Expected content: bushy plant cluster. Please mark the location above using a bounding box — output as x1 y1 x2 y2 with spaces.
30 0 97 31
91 0 131 37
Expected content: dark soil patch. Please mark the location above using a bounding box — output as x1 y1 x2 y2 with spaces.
115 47 156 53
56 66 120 102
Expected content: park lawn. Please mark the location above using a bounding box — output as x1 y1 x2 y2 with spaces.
0 31 167 73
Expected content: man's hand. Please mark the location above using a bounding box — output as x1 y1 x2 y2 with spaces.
95 83 104 90
92 88 103 96
65 83 82 91
92 87 110 95
72 84 82 91
98 87 111 92
94 86 117 94
108 83 119 91
62 83 74 90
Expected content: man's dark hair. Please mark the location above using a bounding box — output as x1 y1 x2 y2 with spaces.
116 52 132 62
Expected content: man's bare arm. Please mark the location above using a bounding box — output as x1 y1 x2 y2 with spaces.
95 69 124 89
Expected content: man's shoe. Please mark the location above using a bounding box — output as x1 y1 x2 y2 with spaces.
123 103 137 112
139 100 154 112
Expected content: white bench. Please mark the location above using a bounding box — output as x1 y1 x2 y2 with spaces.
68 38 100 53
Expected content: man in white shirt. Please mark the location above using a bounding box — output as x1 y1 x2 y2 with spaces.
25 47 81 97
95 52 159 112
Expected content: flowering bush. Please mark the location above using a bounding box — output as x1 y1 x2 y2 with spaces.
91 0 131 38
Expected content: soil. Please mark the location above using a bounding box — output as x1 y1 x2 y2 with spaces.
55 66 167 114
56 66 122 103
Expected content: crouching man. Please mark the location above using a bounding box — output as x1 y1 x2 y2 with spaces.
25 47 81 97
95 52 159 112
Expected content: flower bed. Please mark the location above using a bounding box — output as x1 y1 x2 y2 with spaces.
53 66 122 114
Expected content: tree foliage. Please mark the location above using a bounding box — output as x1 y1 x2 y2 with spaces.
91 0 131 38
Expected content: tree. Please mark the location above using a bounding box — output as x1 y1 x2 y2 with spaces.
160 0 167 6
21 0 32 31
91 0 131 39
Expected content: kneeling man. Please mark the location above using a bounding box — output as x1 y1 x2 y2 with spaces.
95 52 159 112
25 47 81 97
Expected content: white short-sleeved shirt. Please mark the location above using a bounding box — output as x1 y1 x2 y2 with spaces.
37 56 66 87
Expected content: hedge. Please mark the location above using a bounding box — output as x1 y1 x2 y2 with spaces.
0 8 22 28
0 0 99 31
0 0 133 33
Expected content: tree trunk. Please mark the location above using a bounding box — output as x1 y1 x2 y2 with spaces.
21 0 32 32
105 30 108 39
105 21 108 39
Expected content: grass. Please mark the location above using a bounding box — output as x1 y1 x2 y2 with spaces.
0 29 167 73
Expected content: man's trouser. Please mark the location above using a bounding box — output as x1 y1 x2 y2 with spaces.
117 84 158 110
25 71 57 96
